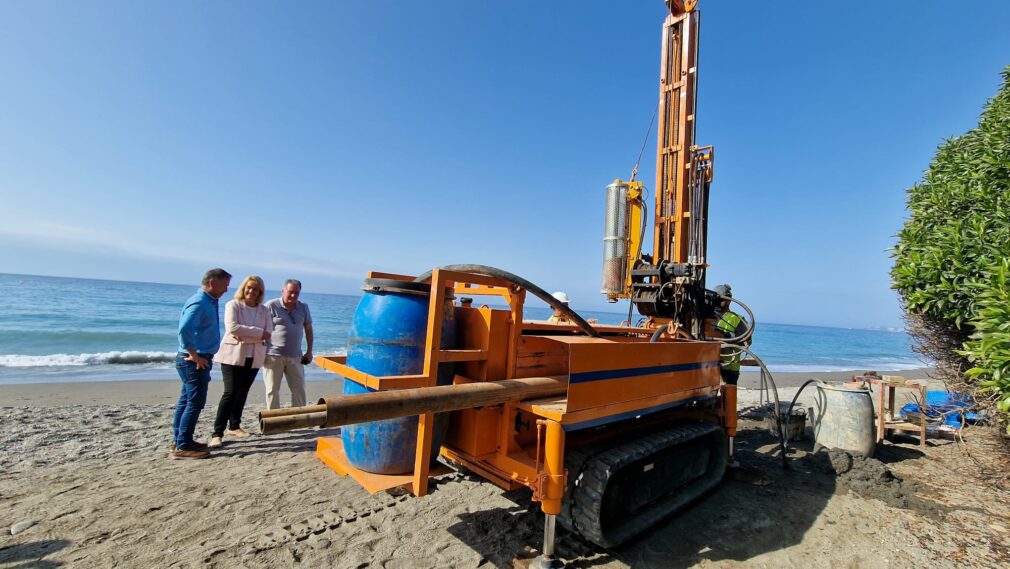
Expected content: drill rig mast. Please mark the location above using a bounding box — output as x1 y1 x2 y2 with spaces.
602 0 715 336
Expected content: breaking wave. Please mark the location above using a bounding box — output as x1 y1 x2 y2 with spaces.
0 351 177 368
766 360 927 373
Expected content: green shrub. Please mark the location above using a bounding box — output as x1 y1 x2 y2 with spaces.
892 67 1010 432
962 260 1010 419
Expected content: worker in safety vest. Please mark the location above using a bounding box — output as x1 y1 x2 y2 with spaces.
713 284 748 385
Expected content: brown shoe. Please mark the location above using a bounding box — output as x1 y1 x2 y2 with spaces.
190 441 209 449
171 449 210 460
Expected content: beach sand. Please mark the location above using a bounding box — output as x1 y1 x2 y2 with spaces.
2 368 1008 568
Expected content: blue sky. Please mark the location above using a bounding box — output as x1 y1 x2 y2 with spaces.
1 1 1008 329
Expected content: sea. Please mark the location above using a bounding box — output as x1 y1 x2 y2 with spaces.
0 273 927 385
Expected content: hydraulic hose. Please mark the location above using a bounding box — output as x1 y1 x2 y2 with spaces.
414 264 600 338
783 379 821 453
649 323 670 343
724 345 788 469
713 294 755 345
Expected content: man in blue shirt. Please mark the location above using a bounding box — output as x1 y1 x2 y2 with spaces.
171 268 231 459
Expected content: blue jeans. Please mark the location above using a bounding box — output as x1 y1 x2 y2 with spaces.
173 353 213 449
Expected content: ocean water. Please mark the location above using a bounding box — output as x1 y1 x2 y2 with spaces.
0 273 926 385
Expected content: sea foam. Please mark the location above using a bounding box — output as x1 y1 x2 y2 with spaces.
0 351 177 367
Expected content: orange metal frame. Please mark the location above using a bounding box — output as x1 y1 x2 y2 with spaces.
314 269 735 517
655 8 700 265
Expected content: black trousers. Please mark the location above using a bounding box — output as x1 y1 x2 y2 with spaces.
213 357 259 437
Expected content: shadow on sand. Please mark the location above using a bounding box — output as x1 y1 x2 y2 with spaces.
447 424 837 568
209 427 343 457
0 539 72 568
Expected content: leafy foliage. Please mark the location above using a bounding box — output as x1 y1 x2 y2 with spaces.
962 260 1010 418
892 67 1010 431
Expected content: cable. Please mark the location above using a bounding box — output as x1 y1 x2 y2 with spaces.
413 264 600 338
630 104 659 183
716 295 755 345
783 379 820 453
649 324 670 343
722 345 788 469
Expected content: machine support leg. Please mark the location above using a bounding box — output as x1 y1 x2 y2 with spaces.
723 384 739 468
533 421 566 569
543 514 557 556
532 514 564 568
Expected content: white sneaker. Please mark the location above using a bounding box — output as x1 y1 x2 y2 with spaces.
225 428 252 438
208 436 223 447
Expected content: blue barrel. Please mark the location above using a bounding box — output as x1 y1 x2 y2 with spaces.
341 278 456 474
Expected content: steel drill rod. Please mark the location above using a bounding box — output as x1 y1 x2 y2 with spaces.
260 404 326 418
259 411 329 435
259 376 567 435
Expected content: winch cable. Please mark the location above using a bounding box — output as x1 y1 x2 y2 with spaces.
626 104 656 327
413 264 601 338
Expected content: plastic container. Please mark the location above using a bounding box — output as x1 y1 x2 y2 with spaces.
812 382 876 456
341 278 456 474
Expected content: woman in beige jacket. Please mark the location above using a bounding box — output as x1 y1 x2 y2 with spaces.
210 275 273 446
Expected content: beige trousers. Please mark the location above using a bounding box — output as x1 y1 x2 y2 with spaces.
263 355 306 409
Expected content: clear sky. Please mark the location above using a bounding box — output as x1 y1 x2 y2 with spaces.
1 1 1008 329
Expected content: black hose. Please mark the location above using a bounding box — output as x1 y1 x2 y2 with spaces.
413 264 600 338
783 379 820 453
712 295 755 345
649 324 670 343
731 346 788 469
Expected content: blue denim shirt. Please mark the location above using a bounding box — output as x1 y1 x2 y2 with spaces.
177 290 221 354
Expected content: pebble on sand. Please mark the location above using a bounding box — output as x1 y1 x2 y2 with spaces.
10 520 37 535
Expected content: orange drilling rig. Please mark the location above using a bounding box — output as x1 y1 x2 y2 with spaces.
260 1 752 566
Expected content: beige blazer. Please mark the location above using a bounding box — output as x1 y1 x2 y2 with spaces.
216 300 273 368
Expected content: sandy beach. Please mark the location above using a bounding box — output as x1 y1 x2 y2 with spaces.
2 367 1009 568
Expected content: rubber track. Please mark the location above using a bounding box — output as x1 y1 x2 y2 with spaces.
560 422 727 548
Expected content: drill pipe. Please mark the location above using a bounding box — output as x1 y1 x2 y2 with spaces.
259 376 567 435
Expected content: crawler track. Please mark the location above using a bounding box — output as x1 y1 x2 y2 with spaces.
559 422 728 547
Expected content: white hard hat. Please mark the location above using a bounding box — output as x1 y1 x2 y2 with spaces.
713 284 732 298
551 291 570 305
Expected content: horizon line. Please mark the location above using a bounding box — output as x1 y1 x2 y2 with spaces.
0 271 907 334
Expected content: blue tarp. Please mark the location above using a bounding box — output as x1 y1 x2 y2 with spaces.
900 390 986 429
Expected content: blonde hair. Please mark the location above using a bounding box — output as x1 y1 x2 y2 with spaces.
234 275 266 306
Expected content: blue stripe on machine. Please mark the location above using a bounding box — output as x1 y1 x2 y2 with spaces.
570 361 719 384
562 394 717 432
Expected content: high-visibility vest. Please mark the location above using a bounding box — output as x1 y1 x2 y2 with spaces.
716 311 746 372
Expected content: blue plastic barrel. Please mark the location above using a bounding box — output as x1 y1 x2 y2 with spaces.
341 278 456 474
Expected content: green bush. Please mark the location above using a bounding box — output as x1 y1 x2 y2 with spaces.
892 67 1010 432
962 260 1010 418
